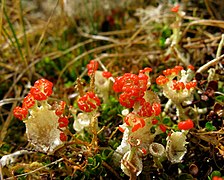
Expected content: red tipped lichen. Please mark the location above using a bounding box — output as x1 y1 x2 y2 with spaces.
13 106 28 120
159 124 167 133
22 93 35 109
188 64 195 71
178 119 194 130
87 60 98 76
30 78 53 101
137 101 153 117
152 102 161 116
124 113 146 132
78 92 101 112
113 72 149 108
152 119 159 125
172 81 185 91
118 125 125 133
55 101 66 116
156 75 169 85
171 4 180 13
58 116 69 128
102 71 112 78
185 81 197 90
59 132 67 141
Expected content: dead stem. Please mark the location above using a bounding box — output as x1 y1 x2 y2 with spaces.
33 0 59 54
102 161 123 180
4 158 64 180
196 54 224 73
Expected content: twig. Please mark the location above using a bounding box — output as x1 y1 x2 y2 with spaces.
57 41 150 86
0 161 3 180
33 0 59 53
0 98 23 107
5 158 64 180
216 34 224 58
196 54 224 73
102 161 123 180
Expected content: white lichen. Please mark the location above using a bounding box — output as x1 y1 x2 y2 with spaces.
25 103 63 154
121 150 143 177
149 142 165 158
166 131 188 163
94 71 111 103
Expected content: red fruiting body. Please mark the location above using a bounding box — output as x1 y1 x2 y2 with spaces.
163 66 183 76
174 65 184 72
118 125 125 133
163 68 172 76
119 92 135 108
152 102 161 116
55 101 66 116
212 176 224 180
124 113 146 132
60 132 67 141
102 71 112 78
137 101 153 117
156 75 169 85
30 78 53 101
139 67 152 73
78 92 100 112
13 106 28 120
141 147 147 155
178 119 194 130
171 4 180 12
185 81 197 90
138 73 148 90
143 67 152 72
152 119 158 125
22 93 35 109
172 81 185 91
58 116 69 128
113 73 148 108
188 64 195 71
159 124 167 132
87 60 98 76
113 77 124 92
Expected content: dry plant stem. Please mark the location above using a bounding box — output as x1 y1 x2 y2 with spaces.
108 127 119 140
99 29 134 36
90 73 95 92
196 54 224 73
102 161 123 180
90 116 98 151
0 162 3 180
216 34 224 58
0 87 21 143
57 41 150 85
95 56 115 82
173 46 189 66
0 0 5 42
0 98 23 106
5 158 64 180
76 78 84 96
78 29 119 44
182 19 224 38
204 0 215 19
33 0 59 54
4 39 93 99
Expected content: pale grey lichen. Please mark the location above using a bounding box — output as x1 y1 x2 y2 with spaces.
121 150 143 177
149 142 165 158
94 71 111 103
166 131 188 163
25 102 62 154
